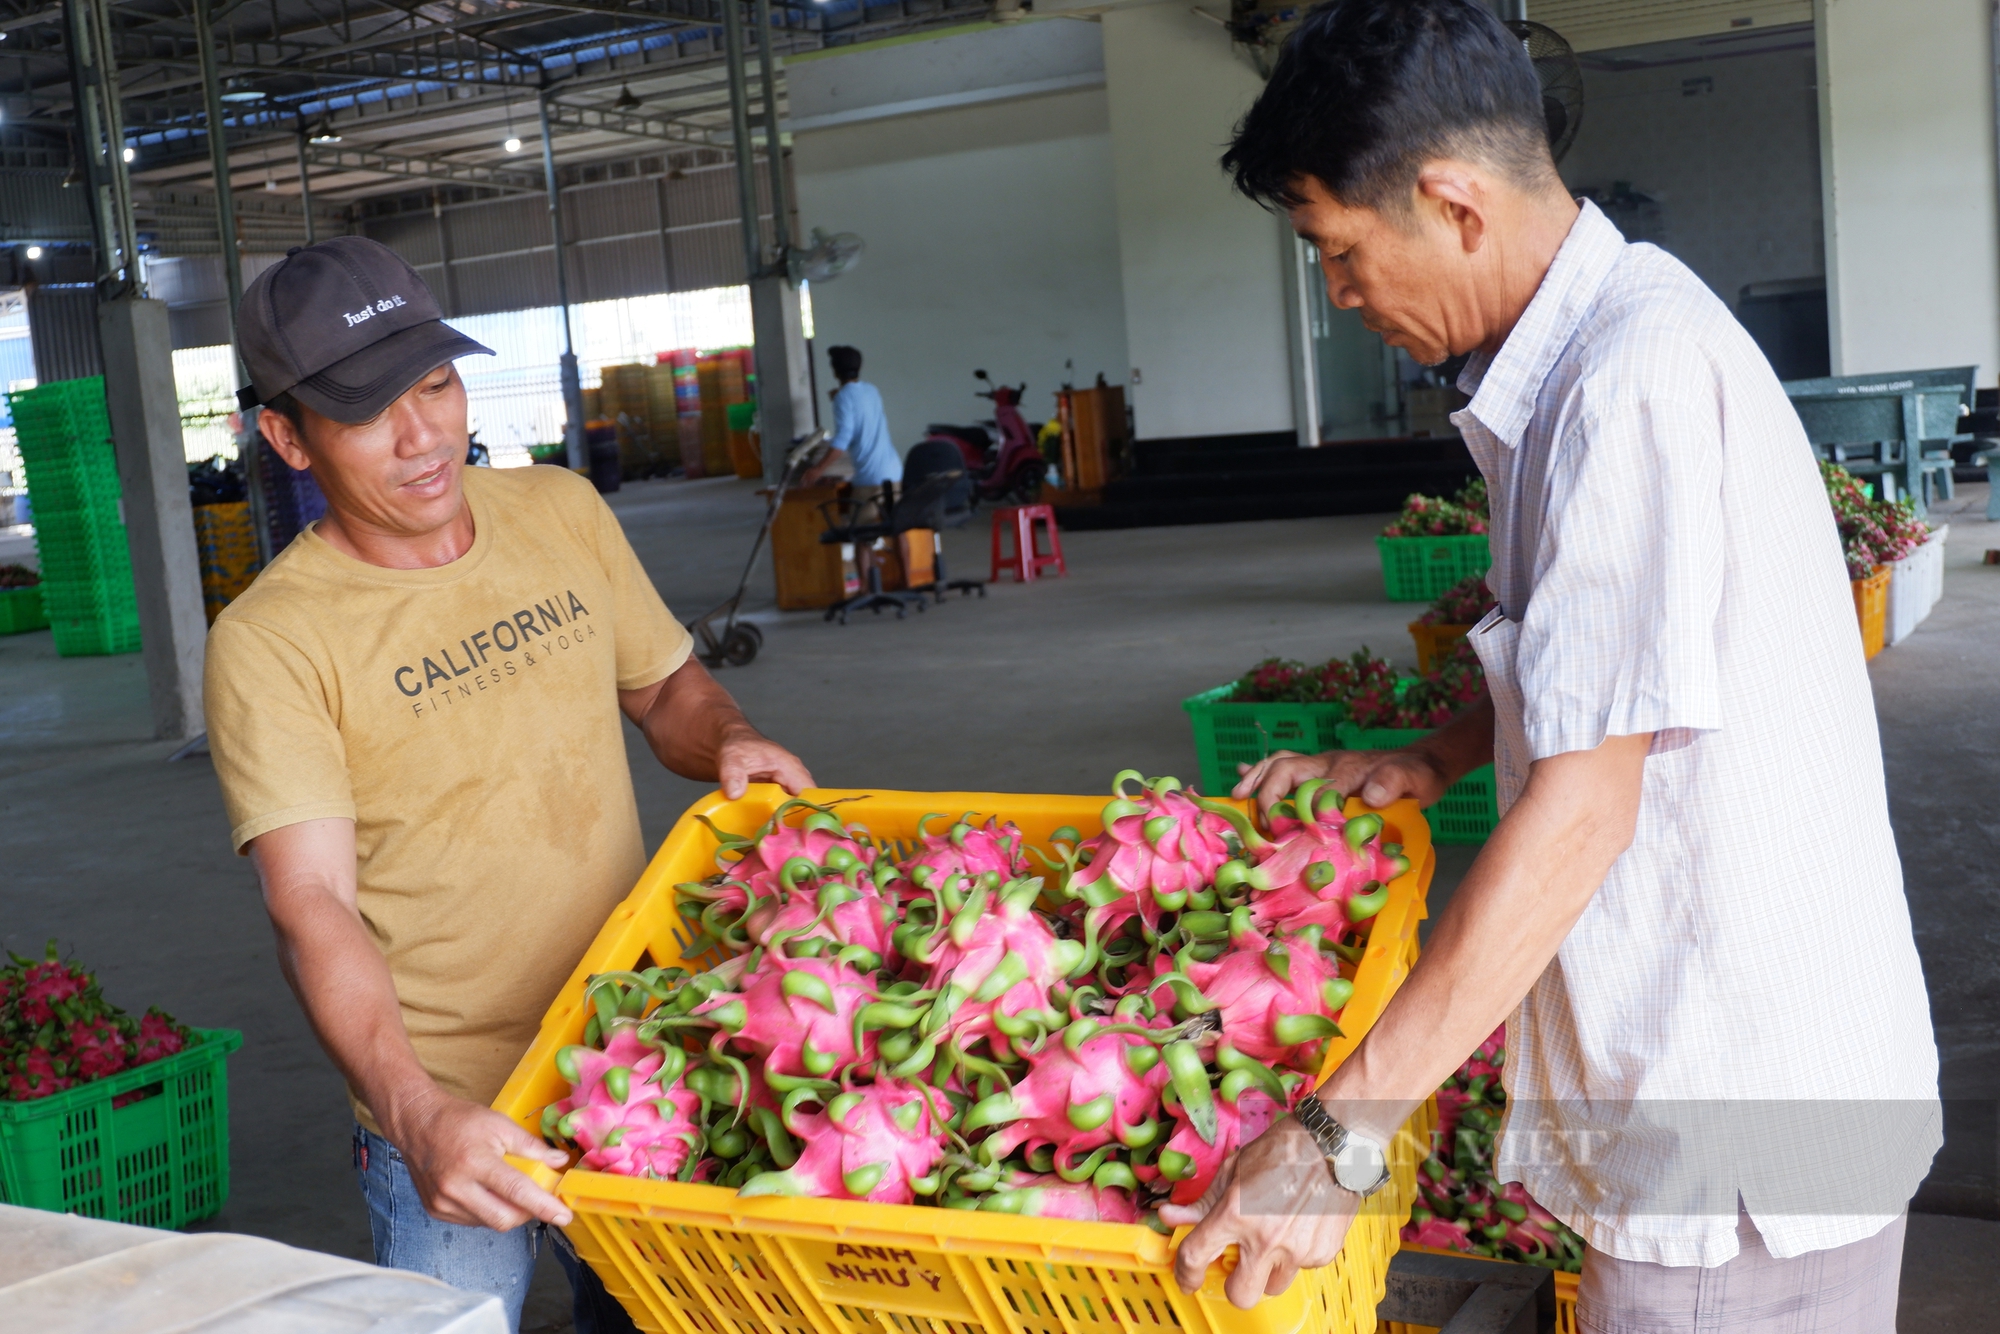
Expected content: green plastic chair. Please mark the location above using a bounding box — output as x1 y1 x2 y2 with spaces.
1781 366 1974 517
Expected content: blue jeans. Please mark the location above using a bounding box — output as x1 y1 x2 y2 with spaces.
353 1124 637 1334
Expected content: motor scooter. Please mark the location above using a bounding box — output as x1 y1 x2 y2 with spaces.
922 369 1046 506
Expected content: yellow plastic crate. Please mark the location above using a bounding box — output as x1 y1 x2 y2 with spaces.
1405 622 1473 675
494 786 1438 1334
1852 566 1889 660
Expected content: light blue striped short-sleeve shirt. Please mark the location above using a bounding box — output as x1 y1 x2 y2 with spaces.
1455 202 1939 1266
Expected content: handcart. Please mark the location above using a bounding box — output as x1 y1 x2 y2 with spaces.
685 429 829 668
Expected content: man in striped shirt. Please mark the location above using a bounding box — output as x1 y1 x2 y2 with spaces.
1168 5 1940 1331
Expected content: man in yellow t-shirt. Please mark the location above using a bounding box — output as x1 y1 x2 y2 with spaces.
205 237 811 1334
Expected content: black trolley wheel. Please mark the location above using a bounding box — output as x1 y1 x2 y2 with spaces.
721 626 760 667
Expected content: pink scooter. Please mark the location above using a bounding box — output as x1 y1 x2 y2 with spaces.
922 369 1046 506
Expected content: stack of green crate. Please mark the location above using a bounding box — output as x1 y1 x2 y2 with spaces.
7 378 141 656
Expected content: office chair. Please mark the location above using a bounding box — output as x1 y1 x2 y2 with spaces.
898 440 986 601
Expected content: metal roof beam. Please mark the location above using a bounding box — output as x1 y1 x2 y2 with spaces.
302 141 544 193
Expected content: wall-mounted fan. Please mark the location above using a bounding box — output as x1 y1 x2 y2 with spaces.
789 227 864 284
1508 19 1584 163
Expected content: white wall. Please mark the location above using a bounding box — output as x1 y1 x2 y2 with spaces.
1101 3 1294 440
789 23 1129 446
1559 39 1823 310
1817 0 2000 382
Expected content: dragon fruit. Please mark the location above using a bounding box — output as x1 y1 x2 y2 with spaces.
133 1009 190 1065
4 1046 75 1102
898 875 1088 1066
66 1017 130 1080
1154 1083 1302 1206
963 1021 1169 1174
739 1080 946 1204
1144 926 1353 1074
901 815 1031 893
15 946 96 1029
695 953 884 1081
1059 773 1245 943
1433 1024 1505 1150
741 876 897 965
1405 1022 1587 1271
1233 791 1408 938
676 800 886 955
1 945 197 1103
975 1171 1141 1222
544 1026 703 1179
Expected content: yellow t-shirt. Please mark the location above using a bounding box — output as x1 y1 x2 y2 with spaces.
204 465 691 1131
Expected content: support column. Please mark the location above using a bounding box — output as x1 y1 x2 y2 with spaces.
295 122 318 246
750 277 812 474
726 0 811 477
753 0 790 258
196 0 271 567
99 297 208 740
722 0 765 272
67 0 208 739
538 88 589 476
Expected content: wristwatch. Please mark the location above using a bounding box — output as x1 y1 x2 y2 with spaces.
1294 1093 1393 1197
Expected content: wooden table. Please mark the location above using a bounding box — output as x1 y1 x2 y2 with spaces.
770 483 847 610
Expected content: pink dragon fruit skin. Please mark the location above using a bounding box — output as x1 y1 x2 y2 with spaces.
1145 934 1350 1072
66 1017 130 1080
741 883 896 960
739 1081 946 1204
678 802 883 953
1495 1180 1565 1258
548 1027 703 1179
1156 1082 1306 1206
17 956 90 1028
1432 1023 1506 1156
6 1046 75 1101
979 1172 1141 1222
967 1026 1169 1170
1405 1214 1477 1251
133 1010 189 1065
1243 803 1405 938
909 877 1084 1058
701 954 881 1079
579 1087 702 1178
900 816 1030 892
1065 775 1241 939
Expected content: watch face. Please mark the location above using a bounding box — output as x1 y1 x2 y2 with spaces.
1333 1135 1389 1193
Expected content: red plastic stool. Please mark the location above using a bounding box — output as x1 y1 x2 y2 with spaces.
990 504 1067 583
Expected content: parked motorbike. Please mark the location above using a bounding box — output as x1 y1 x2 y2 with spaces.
922 369 1046 506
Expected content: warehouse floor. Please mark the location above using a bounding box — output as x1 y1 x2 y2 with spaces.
1 475 1994 1331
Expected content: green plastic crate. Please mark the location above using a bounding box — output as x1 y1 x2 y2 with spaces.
1335 721 1498 844
0 1028 243 1228
1183 684 1348 797
0 585 47 634
1376 534 1491 602
49 603 142 657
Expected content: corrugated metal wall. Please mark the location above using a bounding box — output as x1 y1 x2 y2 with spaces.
362 157 790 318
79 156 795 351
27 286 104 381
0 171 95 245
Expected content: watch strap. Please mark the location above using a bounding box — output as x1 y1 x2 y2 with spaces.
1293 1092 1349 1162
1294 1093 1391 1197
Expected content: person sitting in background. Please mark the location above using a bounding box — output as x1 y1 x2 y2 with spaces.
802 344 902 520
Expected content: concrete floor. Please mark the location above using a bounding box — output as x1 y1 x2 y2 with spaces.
1 475 1993 1330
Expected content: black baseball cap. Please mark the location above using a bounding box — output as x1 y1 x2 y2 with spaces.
235 236 492 424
